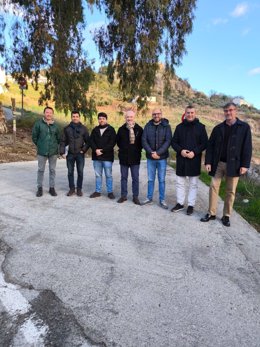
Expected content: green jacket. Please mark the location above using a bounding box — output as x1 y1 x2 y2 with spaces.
32 118 60 156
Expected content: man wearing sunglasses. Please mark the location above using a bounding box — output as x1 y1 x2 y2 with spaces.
201 102 252 227
142 108 172 209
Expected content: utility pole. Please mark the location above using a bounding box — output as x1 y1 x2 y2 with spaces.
11 98 16 147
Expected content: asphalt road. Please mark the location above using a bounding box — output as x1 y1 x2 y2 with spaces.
0 159 260 347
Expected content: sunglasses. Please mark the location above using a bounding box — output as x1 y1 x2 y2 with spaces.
152 113 161 116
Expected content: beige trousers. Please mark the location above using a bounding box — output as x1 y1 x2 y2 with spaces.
209 161 239 217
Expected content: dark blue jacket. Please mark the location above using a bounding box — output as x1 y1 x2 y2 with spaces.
205 118 252 177
142 118 172 160
172 118 208 176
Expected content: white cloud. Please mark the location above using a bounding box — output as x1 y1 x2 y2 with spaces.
248 67 260 75
231 3 249 17
212 18 228 25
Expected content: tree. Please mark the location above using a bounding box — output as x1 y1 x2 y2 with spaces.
94 0 196 106
0 0 197 115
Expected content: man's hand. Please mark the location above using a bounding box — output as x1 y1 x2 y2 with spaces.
205 164 211 173
186 151 195 159
181 149 190 158
62 154 66 159
151 152 160 160
240 167 248 175
96 149 103 156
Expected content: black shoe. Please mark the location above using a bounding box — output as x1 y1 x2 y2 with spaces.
36 187 43 197
77 188 83 197
200 213 216 222
171 203 184 213
90 192 101 198
133 197 141 205
221 216 230 227
49 187 57 196
187 206 194 215
117 196 127 203
108 192 115 199
67 189 75 196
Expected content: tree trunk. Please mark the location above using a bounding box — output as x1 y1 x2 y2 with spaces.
0 103 8 134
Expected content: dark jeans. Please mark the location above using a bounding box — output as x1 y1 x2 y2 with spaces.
120 164 140 198
66 153 85 189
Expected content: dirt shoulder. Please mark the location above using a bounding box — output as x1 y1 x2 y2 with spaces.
0 125 36 163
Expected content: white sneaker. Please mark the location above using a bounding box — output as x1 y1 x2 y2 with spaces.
142 198 153 205
160 200 168 209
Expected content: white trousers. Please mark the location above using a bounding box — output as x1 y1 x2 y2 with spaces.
176 175 199 206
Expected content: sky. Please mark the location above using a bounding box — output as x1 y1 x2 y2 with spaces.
83 0 260 109
1 0 260 108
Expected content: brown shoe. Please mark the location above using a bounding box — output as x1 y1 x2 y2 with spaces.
90 192 101 198
108 192 115 199
133 197 141 205
67 189 75 196
77 188 83 197
117 196 127 203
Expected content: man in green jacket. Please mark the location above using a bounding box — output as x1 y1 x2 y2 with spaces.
32 107 60 197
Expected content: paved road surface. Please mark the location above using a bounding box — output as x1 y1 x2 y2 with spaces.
0 159 260 347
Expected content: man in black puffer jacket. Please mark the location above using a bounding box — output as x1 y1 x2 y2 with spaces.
60 110 89 196
142 108 172 209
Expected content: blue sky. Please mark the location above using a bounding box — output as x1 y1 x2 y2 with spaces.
1 1 260 108
83 0 260 109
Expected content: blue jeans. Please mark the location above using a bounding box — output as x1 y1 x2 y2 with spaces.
147 159 167 202
67 153 85 189
93 160 113 193
120 164 140 198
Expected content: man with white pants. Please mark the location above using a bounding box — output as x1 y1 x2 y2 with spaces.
171 105 208 215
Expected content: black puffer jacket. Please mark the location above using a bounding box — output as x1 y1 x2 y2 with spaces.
90 125 116 162
60 122 89 155
205 118 252 177
142 118 172 159
172 118 208 176
116 123 143 166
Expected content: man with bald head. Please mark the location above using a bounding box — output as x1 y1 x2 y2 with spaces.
116 110 143 205
142 108 172 209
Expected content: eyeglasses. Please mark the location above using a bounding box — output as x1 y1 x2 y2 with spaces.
224 108 236 113
152 113 161 116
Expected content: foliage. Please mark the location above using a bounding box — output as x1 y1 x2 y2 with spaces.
1 0 96 119
94 0 197 106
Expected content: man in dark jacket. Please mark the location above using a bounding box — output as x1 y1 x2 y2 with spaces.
60 111 89 197
142 108 172 209
171 105 208 215
89 112 116 199
201 102 252 227
116 110 143 205
32 106 60 197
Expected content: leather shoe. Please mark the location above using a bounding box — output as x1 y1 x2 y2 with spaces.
117 196 127 203
132 197 141 205
200 213 216 222
221 216 230 227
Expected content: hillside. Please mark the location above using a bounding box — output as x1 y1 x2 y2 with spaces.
0 71 259 164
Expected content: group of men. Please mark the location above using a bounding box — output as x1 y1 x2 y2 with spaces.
32 102 252 227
